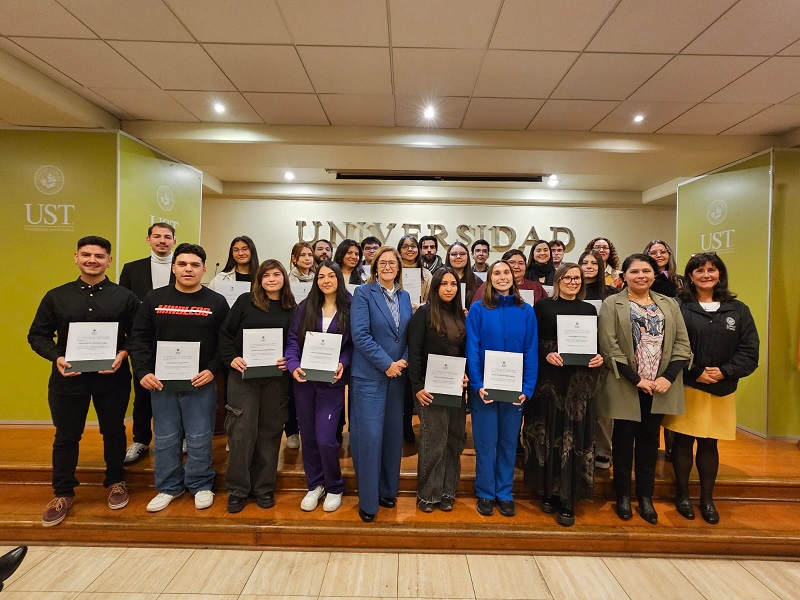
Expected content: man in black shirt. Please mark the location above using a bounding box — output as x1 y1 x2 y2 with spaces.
119 222 177 464
28 236 140 527
129 243 229 512
420 235 443 272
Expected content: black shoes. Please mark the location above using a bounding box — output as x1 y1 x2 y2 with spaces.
675 497 695 520
700 501 720 524
378 497 396 508
0 546 27 592
476 498 494 516
615 495 633 520
417 499 437 513
541 495 560 514
557 505 575 527
637 497 658 524
359 508 375 523
227 495 247 514
256 492 275 509
496 500 516 517
439 496 454 512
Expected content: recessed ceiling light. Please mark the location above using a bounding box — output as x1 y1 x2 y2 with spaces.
284 171 295 181
548 174 559 187
633 114 644 123
213 102 226 114
423 106 436 120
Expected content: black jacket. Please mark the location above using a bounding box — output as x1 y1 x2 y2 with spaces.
407 303 466 395
119 256 175 301
680 299 759 396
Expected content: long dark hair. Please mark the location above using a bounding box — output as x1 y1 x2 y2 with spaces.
579 250 611 300
584 237 620 270
525 239 555 284
396 235 422 268
333 238 364 284
444 241 480 306
222 235 259 274
251 259 296 311
644 239 681 286
428 267 466 337
679 252 737 303
482 260 523 309
297 260 351 343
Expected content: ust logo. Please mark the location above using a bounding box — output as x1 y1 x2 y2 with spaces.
700 199 734 253
24 203 76 232
156 185 175 212
34 165 64 195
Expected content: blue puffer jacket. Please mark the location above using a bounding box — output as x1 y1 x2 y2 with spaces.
465 293 538 398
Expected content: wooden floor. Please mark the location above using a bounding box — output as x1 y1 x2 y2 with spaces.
1 421 799 558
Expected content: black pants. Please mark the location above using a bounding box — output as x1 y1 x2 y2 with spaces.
612 390 663 498
284 383 299 437
131 377 153 445
49 387 130 497
417 402 466 502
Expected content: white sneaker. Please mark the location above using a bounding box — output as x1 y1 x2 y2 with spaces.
146 491 184 512
195 490 215 510
286 434 300 449
323 492 343 512
300 485 326 511
123 442 149 464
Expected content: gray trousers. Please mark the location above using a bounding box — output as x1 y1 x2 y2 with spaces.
416 400 466 503
224 374 288 498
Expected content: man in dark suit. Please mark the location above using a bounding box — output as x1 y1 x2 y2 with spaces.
119 222 176 463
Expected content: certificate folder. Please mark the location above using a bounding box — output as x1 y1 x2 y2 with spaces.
161 380 196 392
484 388 521 403
66 358 115 373
303 368 337 383
431 392 464 408
242 365 282 379
561 353 594 366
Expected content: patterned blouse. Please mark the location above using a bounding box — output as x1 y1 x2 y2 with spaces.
629 300 665 381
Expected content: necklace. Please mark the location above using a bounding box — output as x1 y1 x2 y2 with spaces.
627 293 652 304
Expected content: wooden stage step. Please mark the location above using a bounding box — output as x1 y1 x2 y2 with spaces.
2 424 798 557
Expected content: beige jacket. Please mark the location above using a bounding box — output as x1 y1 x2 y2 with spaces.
596 291 692 421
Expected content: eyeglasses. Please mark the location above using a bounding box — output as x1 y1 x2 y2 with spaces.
378 260 398 268
648 249 669 256
593 245 610 251
363 245 380 252
449 252 467 258
400 244 417 250
506 260 525 267
560 276 581 283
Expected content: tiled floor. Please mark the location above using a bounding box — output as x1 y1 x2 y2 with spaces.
2 546 798 600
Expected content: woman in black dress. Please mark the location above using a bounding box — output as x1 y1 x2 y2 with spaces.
643 240 682 298
523 263 604 526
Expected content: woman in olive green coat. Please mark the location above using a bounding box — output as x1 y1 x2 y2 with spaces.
596 254 691 525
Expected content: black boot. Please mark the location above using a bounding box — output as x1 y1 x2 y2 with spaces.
0 546 27 591
637 496 658 524
615 495 632 520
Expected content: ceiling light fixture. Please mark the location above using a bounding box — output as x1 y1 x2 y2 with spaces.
633 114 644 123
213 102 226 114
423 106 436 120
548 174 559 187
284 171 295 181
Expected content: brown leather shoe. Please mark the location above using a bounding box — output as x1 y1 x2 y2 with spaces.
42 496 74 527
107 482 129 510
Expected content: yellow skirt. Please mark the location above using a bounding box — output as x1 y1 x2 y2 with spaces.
662 387 737 441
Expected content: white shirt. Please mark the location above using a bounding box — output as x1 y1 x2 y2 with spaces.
150 252 173 290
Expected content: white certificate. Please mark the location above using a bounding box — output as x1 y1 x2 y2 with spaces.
300 332 342 380
557 315 598 355
64 321 118 371
542 285 554 297
345 283 361 295
460 283 466 303
290 281 313 303
519 289 535 306
217 281 250 308
155 341 200 380
402 268 422 304
585 299 603 315
243 328 282 367
483 350 523 392
474 271 487 282
424 354 466 396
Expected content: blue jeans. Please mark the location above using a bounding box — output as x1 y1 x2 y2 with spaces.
151 383 216 495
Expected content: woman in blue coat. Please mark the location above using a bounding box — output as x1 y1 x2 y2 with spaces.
350 246 414 522
466 260 538 517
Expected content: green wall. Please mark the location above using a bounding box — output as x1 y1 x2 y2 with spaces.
677 152 771 435
769 150 800 437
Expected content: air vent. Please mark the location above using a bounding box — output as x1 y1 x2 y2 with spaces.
329 170 544 183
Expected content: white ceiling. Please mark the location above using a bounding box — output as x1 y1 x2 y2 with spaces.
1 0 800 202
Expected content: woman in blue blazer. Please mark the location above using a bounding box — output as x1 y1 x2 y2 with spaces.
350 246 413 522
466 260 538 517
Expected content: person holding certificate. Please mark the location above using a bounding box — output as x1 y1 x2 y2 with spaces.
285 261 353 513
209 235 259 290
596 254 691 525
408 268 468 512
28 236 140 527
129 243 230 513
218 259 297 514
523 263 604 527
662 253 758 524
465 260 538 517
350 247 413 522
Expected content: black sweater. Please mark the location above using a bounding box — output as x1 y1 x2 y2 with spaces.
680 299 759 396
408 303 466 395
129 285 229 381
218 293 296 368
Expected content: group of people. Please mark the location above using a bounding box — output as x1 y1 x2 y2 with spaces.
28 224 759 529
